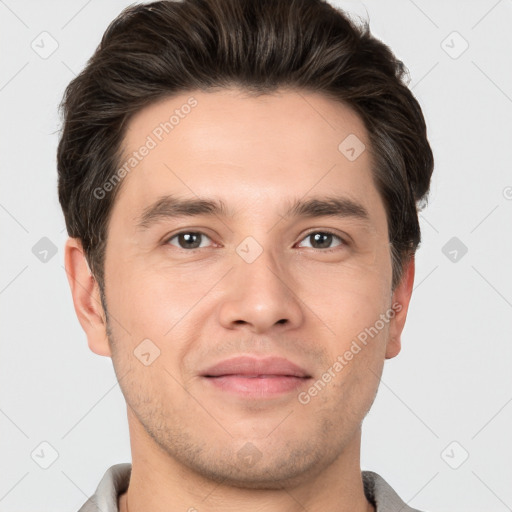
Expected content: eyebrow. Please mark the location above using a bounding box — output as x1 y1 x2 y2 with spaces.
135 194 370 230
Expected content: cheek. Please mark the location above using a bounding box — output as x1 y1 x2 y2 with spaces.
106 259 213 339
300 267 392 396
298 259 391 338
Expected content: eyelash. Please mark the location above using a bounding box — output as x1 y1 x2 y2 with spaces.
164 230 348 253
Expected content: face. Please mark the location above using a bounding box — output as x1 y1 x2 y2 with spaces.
68 87 414 489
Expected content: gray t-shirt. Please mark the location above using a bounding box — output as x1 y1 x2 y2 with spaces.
77 463 425 512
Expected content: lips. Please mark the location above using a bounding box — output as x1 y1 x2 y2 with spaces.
200 356 312 398
201 355 311 378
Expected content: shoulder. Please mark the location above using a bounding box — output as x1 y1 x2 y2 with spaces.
362 470 427 512
76 463 132 512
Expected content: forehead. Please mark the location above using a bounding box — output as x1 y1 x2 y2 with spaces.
111 87 384 225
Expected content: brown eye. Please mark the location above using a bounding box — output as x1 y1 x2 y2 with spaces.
298 231 344 250
167 232 212 249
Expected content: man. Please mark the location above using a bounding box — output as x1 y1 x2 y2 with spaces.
58 0 434 510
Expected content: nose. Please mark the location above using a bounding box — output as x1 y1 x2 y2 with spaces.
217 247 305 334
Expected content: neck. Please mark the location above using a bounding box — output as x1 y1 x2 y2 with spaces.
118 409 375 512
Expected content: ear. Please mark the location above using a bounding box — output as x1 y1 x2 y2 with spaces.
64 238 112 357
385 256 415 359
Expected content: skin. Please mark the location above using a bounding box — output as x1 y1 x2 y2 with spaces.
65 88 415 512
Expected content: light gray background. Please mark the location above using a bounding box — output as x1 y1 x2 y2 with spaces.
1 0 511 510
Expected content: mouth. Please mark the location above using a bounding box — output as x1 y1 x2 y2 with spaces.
201 356 312 398
203 374 311 396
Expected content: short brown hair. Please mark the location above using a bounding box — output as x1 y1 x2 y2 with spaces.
58 0 433 292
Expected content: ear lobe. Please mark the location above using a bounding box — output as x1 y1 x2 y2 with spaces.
64 238 112 357
385 256 415 360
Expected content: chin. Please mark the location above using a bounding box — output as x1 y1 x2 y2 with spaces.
176 442 331 490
